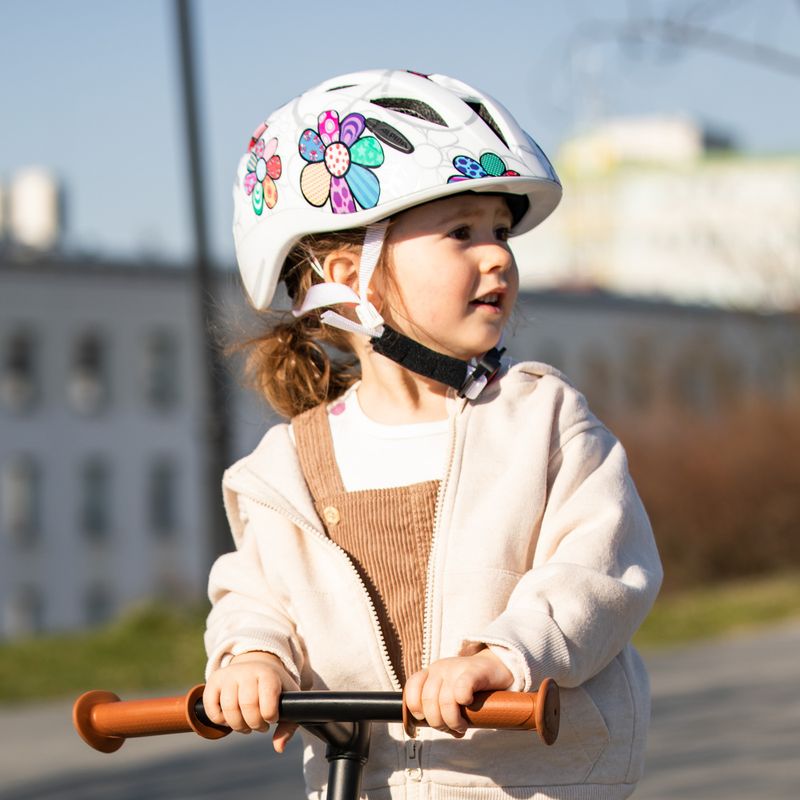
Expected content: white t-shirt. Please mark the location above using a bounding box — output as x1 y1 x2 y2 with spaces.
302 383 451 491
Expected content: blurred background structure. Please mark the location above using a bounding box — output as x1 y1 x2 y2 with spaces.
1 0 800 642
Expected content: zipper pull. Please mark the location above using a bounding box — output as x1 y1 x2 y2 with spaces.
405 738 422 781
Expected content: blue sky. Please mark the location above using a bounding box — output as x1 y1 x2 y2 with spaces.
2 0 799 265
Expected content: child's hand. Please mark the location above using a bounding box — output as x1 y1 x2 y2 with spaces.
203 651 299 752
404 649 514 737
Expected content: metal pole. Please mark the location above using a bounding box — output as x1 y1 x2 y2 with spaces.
174 0 231 566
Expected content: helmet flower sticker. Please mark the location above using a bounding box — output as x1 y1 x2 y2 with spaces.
244 123 282 216
448 152 520 183
298 110 385 213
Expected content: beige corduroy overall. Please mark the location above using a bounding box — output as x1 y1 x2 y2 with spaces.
292 403 438 685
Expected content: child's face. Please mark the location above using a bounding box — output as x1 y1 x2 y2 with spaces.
381 194 518 362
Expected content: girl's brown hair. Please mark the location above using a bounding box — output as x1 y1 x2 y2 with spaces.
232 226 387 419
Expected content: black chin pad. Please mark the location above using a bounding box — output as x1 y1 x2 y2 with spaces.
370 326 468 390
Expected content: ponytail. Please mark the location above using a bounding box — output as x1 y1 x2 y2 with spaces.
237 311 359 419
232 228 375 419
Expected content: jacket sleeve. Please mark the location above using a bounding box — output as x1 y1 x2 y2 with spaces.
474 422 662 691
204 492 305 685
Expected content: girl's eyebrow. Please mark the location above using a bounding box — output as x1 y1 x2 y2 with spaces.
436 207 481 225
434 203 512 227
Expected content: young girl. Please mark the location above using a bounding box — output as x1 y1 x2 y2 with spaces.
203 69 662 799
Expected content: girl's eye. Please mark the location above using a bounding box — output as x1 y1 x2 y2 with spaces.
495 226 511 242
448 225 471 241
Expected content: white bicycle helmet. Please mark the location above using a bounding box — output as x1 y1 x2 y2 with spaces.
233 68 561 312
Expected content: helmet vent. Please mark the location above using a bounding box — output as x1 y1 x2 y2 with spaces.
370 97 447 126
464 101 508 148
325 84 356 92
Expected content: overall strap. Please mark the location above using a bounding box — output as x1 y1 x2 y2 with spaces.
292 402 346 499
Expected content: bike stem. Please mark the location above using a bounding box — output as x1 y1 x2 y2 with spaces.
304 720 372 800
191 691 397 800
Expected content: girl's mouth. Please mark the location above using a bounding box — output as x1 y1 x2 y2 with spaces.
469 292 503 310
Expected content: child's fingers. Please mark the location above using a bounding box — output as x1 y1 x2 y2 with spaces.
420 673 446 730
238 680 269 732
202 682 224 726
437 682 468 735
272 721 298 753
219 682 249 733
452 666 481 707
404 669 428 721
258 671 282 724
408 664 467 734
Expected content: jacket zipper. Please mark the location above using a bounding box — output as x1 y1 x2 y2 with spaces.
421 396 464 669
406 401 462 784
405 738 422 782
239 493 402 691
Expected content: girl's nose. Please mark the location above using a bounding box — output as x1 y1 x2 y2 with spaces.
478 242 514 274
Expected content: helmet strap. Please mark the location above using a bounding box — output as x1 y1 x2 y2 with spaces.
370 325 506 400
292 221 388 338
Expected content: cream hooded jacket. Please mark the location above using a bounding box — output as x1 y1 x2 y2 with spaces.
205 362 663 800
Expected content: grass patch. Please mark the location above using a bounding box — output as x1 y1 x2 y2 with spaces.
0 603 207 704
2 574 800 704
635 571 800 649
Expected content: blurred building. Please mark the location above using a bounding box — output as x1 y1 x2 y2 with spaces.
513 117 800 312
2 252 799 639
508 290 800 422
0 255 273 639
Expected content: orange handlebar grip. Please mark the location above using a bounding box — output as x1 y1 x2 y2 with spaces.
403 678 560 745
74 682 559 753
73 684 230 753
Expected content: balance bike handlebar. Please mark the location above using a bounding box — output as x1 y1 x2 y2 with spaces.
73 679 560 753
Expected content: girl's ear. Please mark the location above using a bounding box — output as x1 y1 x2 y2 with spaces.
323 249 360 292
323 246 386 311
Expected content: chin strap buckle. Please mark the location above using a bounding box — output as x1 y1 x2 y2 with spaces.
355 301 385 333
458 347 506 400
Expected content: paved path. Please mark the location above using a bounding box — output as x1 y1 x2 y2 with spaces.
1 622 798 799
0 691 305 799
636 620 800 798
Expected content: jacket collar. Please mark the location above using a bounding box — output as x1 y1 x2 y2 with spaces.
224 423 324 533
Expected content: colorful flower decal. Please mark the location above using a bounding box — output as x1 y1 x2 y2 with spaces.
244 122 282 216
298 110 385 213
447 152 520 184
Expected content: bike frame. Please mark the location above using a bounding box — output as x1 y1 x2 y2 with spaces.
74 681 560 800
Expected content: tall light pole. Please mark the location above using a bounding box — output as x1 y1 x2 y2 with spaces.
175 0 231 566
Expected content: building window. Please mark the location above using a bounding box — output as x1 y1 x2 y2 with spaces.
1 329 38 412
149 457 178 537
143 330 179 411
80 457 112 541
4 585 44 637
1 455 40 546
68 332 108 415
84 583 113 627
